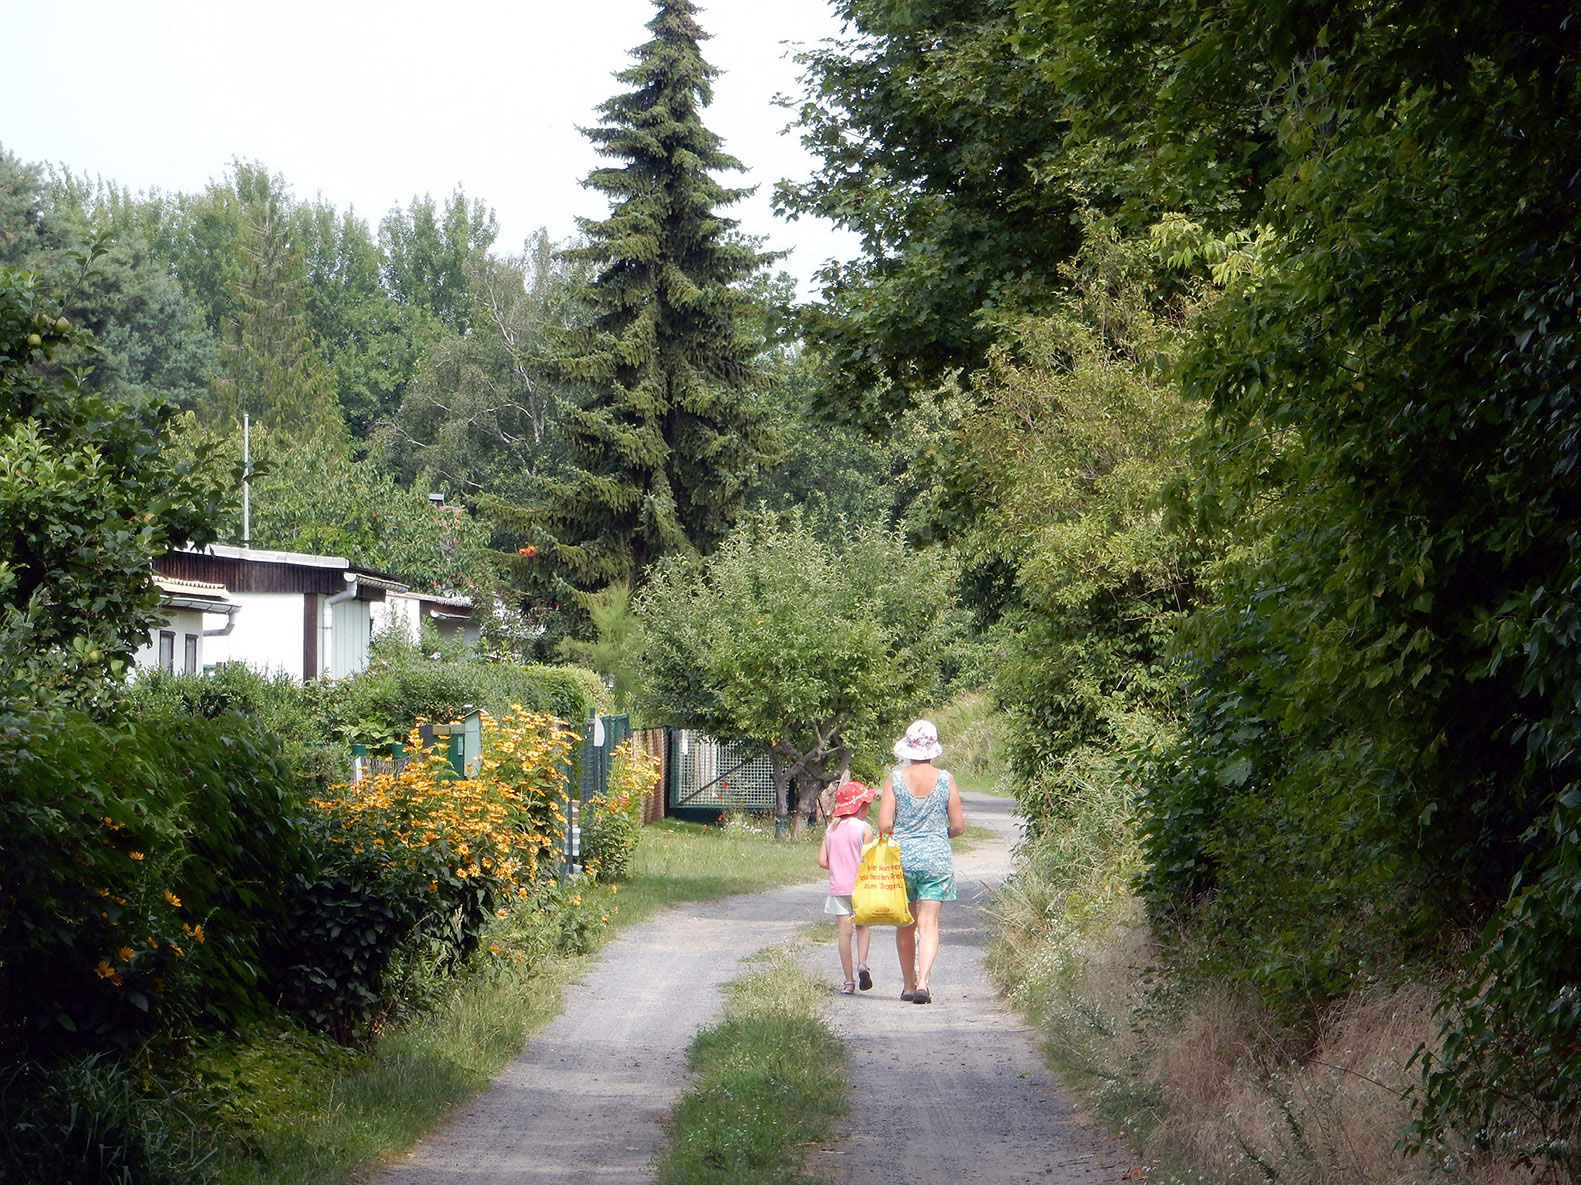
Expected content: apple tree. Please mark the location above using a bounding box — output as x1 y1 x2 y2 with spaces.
0 257 228 710
635 511 954 833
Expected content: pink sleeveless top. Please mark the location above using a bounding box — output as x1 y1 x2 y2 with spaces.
825 816 867 895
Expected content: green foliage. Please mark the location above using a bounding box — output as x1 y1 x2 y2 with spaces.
378 189 498 334
778 0 1082 423
0 1055 218 1185
526 0 777 590
938 222 1202 826
1075 3 1581 1164
237 430 493 592
557 580 645 716
0 258 228 711
637 510 953 820
791 0 1580 1166
0 149 218 411
376 234 583 500
579 798 642 885
0 704 305 1057
338 639 608 732
204 183 345 442
579 746 657 883
129 642 608 758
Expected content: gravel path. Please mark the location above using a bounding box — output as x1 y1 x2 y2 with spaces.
370 790 1138 1184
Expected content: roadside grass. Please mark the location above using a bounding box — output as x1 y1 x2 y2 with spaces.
985 768 1532 1185
933 689 1008 795
654 946 846 1185
613 816 822 925
209 817 824 1185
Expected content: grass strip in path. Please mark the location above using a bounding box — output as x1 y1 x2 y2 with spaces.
654 946 847 1185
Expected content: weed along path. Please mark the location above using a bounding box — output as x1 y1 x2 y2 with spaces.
371 790 1135 1185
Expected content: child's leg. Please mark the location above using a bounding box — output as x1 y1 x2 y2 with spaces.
855 923 872 988
836 914 855 982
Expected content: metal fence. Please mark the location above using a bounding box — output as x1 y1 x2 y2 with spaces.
663 728 776 820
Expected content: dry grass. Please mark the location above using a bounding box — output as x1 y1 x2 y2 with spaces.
988 790 1542 1185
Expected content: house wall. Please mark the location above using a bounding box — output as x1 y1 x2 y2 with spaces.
206 592 309 679
329 597 372 679
132 608 207 674
371 594 423 644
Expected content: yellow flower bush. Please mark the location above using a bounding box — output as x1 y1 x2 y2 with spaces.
312 706 578 893
288 706 580 1042
580 743 661 883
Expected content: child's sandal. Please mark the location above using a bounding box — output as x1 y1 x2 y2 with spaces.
840 981 856 995
857 964 872 991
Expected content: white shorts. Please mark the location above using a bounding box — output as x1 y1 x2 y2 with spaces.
824 894 854 916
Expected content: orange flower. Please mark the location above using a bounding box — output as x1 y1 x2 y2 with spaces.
517 544 537 557
128 851 145 861
164 890 182 907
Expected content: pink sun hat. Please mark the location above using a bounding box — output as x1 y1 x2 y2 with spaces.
830 780 875 817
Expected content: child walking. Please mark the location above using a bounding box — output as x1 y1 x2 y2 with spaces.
819 779 876 994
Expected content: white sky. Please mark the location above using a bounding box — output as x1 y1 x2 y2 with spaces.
0 0 860 296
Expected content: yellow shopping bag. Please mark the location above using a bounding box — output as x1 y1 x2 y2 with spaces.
851 835 913 926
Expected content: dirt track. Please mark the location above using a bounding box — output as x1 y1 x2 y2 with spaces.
371 790 1138 1184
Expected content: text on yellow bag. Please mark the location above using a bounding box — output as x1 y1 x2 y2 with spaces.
851 834 913 926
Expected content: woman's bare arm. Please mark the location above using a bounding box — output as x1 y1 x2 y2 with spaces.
946 774 966 838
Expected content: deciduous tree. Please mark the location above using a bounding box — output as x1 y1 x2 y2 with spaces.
636 512 951 832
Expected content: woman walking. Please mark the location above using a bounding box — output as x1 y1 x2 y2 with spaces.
877 719 965 1004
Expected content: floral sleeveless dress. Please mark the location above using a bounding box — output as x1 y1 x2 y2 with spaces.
890 767 956 900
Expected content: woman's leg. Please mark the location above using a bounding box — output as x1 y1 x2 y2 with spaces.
896 914 918 994
836 914 855 983
913 899 943 990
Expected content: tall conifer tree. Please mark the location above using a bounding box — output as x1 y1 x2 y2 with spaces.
521 0 775 591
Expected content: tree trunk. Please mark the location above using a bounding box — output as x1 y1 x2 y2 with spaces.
771 764 793 842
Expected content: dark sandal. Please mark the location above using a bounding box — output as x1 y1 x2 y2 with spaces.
912 986 932 1004
900 989 915 1001
858 965 873 991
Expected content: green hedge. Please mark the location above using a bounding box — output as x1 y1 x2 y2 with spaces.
0 704 306 1057
128 650 609 758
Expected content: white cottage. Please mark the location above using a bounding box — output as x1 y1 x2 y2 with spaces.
148 545 409 680
133 576 239 674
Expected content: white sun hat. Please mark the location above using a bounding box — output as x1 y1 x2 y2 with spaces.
892 718 943 762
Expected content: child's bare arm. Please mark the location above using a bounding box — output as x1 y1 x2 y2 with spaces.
817 829 831 870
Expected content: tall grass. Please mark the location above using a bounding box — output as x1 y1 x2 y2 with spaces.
932 690 1007 793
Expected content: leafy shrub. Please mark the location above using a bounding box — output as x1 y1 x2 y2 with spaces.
320 639 607 747
277 709 579 1043
0 704 304 1058
580 746 659 882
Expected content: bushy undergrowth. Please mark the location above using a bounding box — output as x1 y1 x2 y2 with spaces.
127 639 606 781
0 1055 220 1185
0 702 304 1057
990 764 1538 1185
